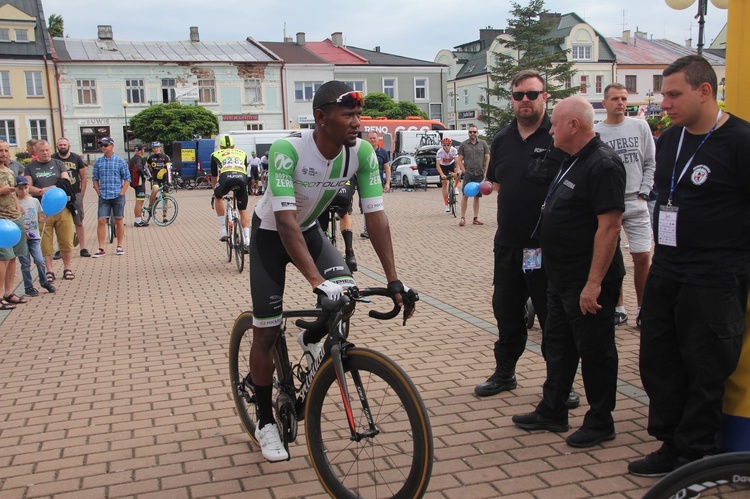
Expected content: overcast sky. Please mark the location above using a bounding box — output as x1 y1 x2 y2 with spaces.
42 0 728 62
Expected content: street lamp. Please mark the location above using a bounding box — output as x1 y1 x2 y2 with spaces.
664 0 729 55
122 101 130 161
718 77 726 102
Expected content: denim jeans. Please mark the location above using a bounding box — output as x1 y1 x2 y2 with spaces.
18 238 49 290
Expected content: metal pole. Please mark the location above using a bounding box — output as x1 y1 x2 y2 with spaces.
123 104 130 161
696 0 708 54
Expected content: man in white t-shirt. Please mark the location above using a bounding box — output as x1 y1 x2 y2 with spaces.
594 83 655 327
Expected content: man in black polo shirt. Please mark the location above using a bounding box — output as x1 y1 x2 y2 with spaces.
512 96 626 448
475 69 579 407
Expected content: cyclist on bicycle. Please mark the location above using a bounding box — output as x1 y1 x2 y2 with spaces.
248 151 262 195
316 176 358 272
145 142 172 210
210 135 250 247
436 137 459 212
249 81 414 462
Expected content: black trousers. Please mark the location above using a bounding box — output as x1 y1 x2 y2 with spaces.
640 273 747 459
536 279 621 430
492 246 549 366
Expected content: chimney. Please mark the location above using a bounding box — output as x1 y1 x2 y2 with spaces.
685 37 692 48
190 26 200 42
635 30 647 39
331 32 343 47
296 32 305 46
374 46 381 53
284 36 293 43
622 30 631 44
97 25 113 40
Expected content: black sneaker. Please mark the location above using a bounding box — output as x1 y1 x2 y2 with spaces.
80 249 91 257
345 251 358 273
360 231 369 239
475 370 517 397
565 427 616 448
512 411 569 432
53 250 61 260
41 282 56 293
614 311 628 326
25 288 40 297
566 389 581 409
628 444 677 477
636 311 642 329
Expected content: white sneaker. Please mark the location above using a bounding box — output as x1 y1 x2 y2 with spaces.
444 205 450 212
219 226 228 242
243 236 250 249
254 423 289 462
297 331 324 367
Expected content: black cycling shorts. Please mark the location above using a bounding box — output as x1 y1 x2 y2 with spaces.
214 172 249 210
249 167 261 182
249 213 354 327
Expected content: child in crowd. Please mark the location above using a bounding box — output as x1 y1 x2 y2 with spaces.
16 176 56 296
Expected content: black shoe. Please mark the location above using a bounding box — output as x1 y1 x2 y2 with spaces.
475 370 517 397
566 389 580 409
345 252 358 273
566 427 616 448
360 231 369 239
614 310 628 325
628 444 677 477
512 411 569 432
41 282 56 293
636 311 642 329
25 288 39 297
80 249 91 257
53 250 61 260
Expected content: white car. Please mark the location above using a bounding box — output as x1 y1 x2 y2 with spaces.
391 145 442 188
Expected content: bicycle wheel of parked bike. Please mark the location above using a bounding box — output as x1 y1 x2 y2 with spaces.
643 452 750 499
306 347 433 499
151 195 178 227
233 215 244 273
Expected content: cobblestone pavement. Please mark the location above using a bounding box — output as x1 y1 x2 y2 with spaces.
0 185 659 498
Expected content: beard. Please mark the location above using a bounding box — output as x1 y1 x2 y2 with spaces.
57 148 70 156
515 106 543 127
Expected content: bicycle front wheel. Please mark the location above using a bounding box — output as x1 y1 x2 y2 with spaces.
306 347 433 499
152 195 178 226
448 185 457 218
643 452 750 499
233 216 244 273
107 217 115 243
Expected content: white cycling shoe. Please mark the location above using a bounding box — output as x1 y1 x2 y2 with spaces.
255 423 289 462
219 226 228 242
297 331 324 368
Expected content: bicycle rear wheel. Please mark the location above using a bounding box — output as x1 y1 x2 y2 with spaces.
152 195 178 226
225 214 232 263
233 216 244 273
305 347 433 499
107 217 115 243
643 452 750 499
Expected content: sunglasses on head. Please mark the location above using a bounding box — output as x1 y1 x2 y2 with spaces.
315 90 365 110
512 91 542 101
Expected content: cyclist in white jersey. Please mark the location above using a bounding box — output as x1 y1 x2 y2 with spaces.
248 81 415 462
436 137 459 212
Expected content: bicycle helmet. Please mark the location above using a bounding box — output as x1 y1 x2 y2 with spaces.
151 141 162 148
219 135 234 148
441 137 452 146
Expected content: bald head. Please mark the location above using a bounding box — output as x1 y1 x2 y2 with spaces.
550 96 596 155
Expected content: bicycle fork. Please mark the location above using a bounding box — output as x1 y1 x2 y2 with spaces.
330 344 379 441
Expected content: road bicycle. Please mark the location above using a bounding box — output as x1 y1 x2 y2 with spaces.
445 173 458 218
643 451 750 499
223 187 244 273
141 183 178 227
228 286 433 498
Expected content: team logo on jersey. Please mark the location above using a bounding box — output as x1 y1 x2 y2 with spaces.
691 164 711 186
274 154 294 172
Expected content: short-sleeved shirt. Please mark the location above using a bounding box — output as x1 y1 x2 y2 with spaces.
254 130 383 231
19 196 42 239
52 151 87 193
211 149 248 176
436 147 458 166
374 146 390 184
92 154 130 200
146 153 172 180
7 160 23 177
24 158 67 199
539 135 626 286
249 156 262 171
0 166 20 219
458 138 490 176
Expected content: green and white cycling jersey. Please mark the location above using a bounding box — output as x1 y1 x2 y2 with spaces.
254 130 384 231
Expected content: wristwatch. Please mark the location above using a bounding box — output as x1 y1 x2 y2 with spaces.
638 192 650 201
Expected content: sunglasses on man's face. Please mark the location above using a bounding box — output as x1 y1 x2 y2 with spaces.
512 91 542 101
316 90 365 110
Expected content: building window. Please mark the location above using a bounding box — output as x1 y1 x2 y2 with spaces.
0 71 10 96
294 81 322 102
244 78 262 103
125 79 145 104
29 119 47 141
572 44 592 61
564 76 572 89
80 126 111 153
15 29 29 42
342 81 365 92
595 75 603 94
580 75 588 95
198 79 216 103
414 78 427 100
429 102 442 122
0 120 17 145
77 79 97 105
0 29 9 42
625 75 637 93
383 78 396 99
463 89 469 106
25 71 43 97
653 75 663 92
161 78 176 103
246 123 264 131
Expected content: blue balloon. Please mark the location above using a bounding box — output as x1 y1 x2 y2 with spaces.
464 181 480 197
0 219 21 249
41 187 67 216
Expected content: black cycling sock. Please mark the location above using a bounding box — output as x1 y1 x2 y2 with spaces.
342 229 353 254
254 383 275 429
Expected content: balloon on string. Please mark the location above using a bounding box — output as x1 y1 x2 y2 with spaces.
41 187 67 216
464 182 480 197
479 181 494 195
0 219 21 249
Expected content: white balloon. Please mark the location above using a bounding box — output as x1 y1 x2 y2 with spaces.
710 0 729 10
664 0 696 10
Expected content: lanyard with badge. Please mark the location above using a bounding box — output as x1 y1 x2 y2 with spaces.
525 158 579 271
658 110 722 247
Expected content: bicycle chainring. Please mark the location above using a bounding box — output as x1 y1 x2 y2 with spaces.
274 392 298 444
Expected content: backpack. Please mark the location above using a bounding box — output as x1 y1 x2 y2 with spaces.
55 178 78 218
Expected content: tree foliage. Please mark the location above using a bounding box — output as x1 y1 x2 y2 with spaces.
362 92 428 119
128 102 218 155
479 0 579 136
47 14 64 38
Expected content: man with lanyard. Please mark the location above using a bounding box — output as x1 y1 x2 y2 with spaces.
146 141 171 210
436 137 459 213
359 131 391 239
248 150 262 195
129 145 149 227
476 69 579 409
457 124 490 226
628 55 750 477
52 137 91 257
248 81 415 462
210 135 249 247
